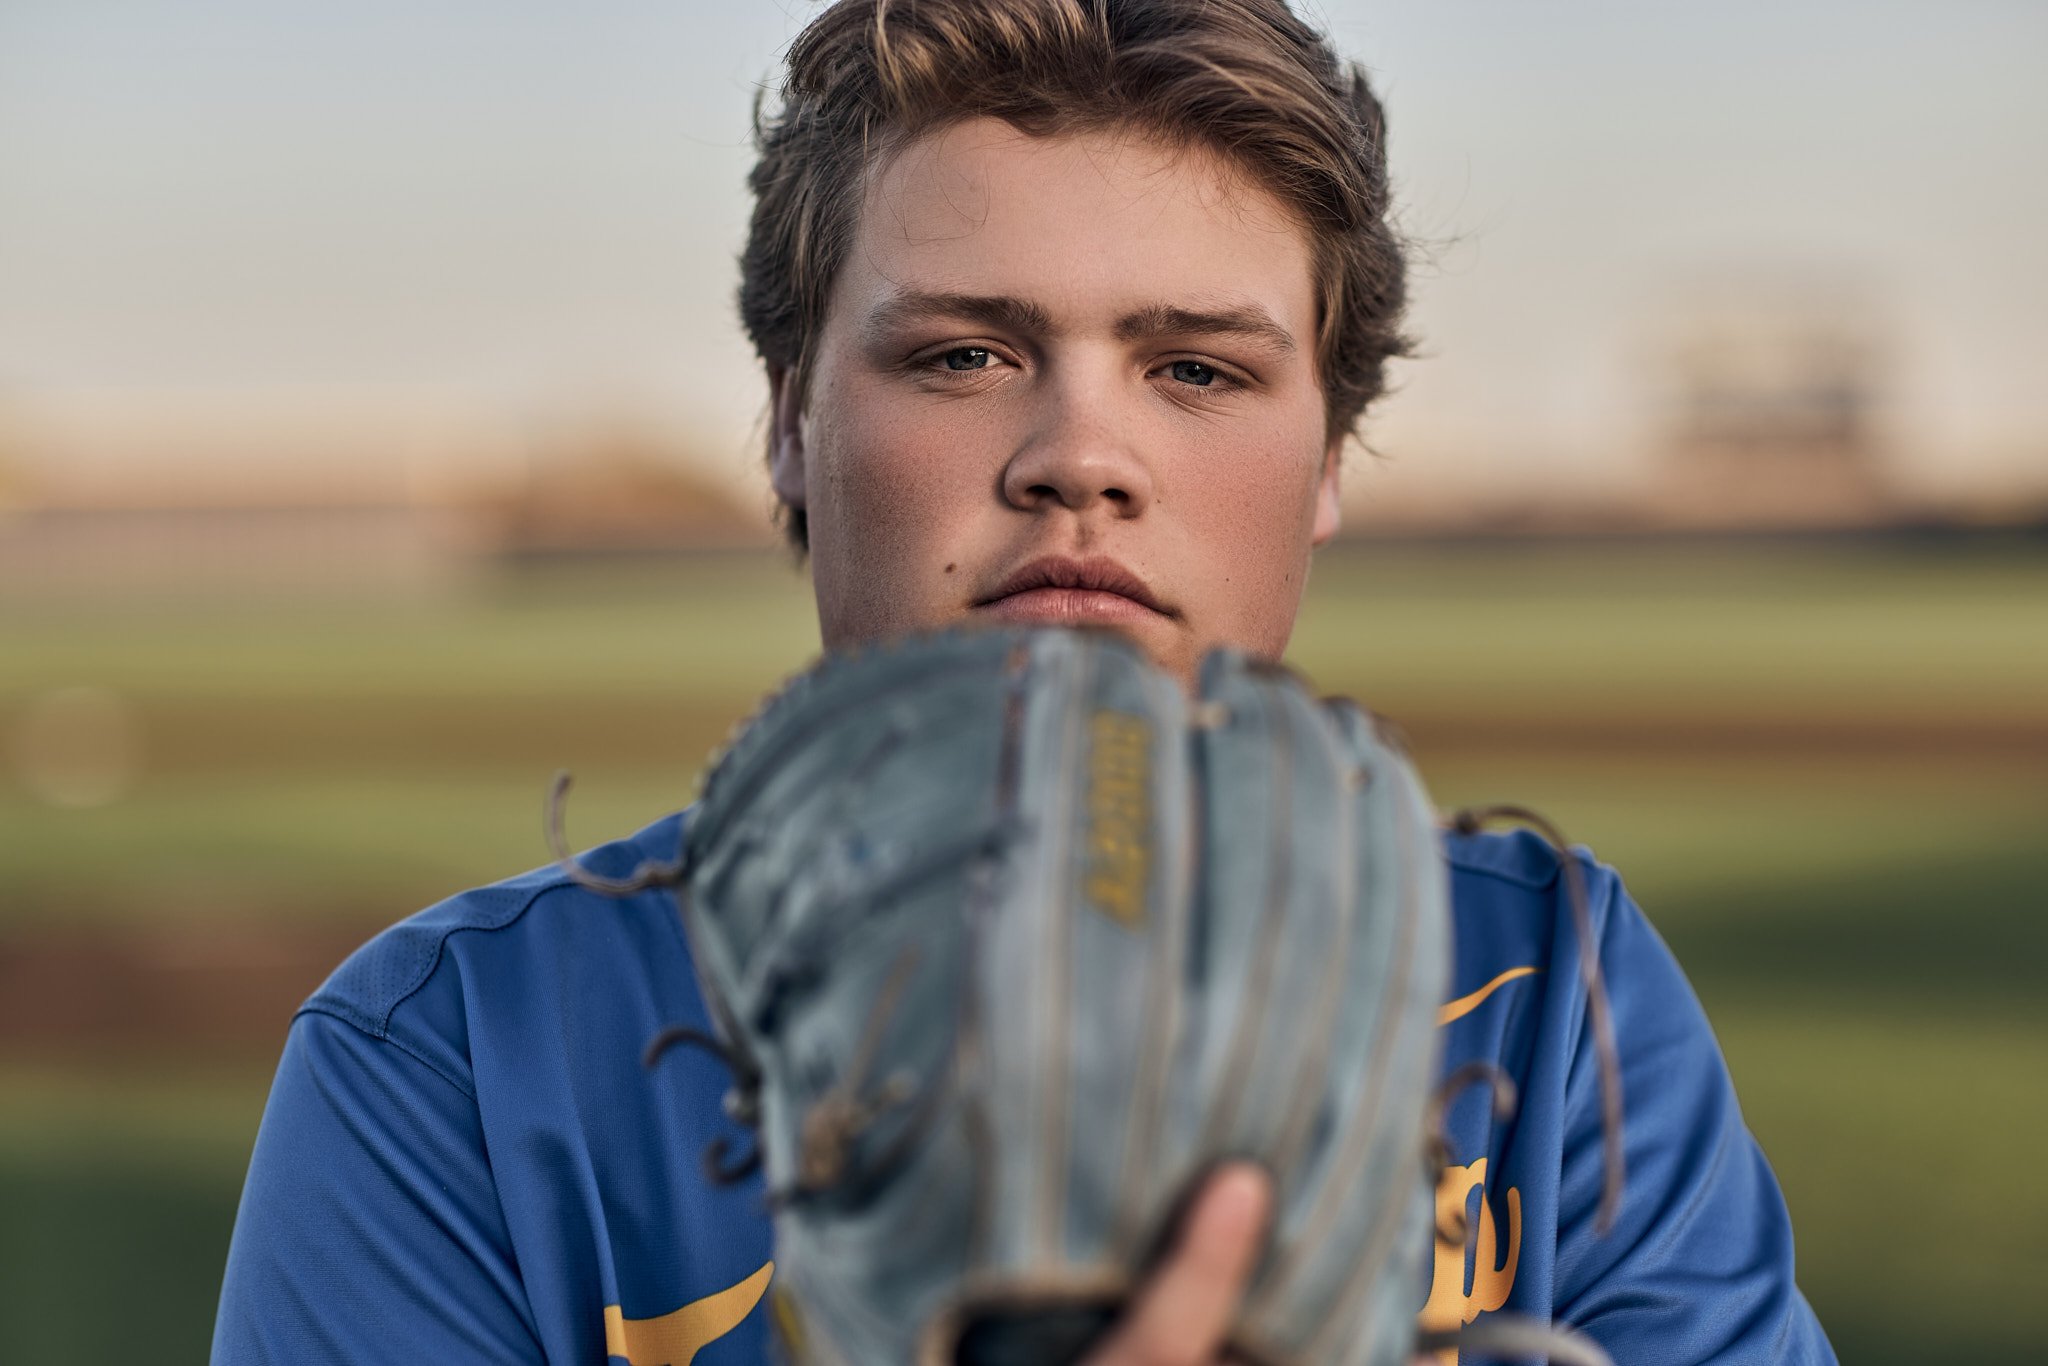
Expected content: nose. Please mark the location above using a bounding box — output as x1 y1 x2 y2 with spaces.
999 378 1155 519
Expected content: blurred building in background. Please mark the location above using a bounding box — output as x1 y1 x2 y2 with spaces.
0 498 484 599
0 413 770 600
1646 288 1896 530
487 423 772 563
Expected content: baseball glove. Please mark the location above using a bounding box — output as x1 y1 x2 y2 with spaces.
551 625 1619 1366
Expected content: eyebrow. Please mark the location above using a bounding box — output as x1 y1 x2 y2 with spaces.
1113 302 1297 354
860 290 1297 354
860 291 1054 343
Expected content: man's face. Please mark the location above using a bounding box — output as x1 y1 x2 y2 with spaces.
772 117 1341 684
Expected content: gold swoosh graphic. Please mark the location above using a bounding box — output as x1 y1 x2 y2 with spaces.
1437 966 1541 1026
605 1261 774 1366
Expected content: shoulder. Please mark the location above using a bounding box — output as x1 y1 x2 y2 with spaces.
220 807 779 1365
1432 830 1836 1360
1440 826 1633 1004
1443 824 1625 920
298 809 695 1094
1435 825 1703 1107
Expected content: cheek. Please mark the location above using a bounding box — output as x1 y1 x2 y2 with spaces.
1180 431 1327 564
808 392 994 632
822 405 969 551
1168 419 1327 657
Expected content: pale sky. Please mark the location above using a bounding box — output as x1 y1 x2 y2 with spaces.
2 0 2044 498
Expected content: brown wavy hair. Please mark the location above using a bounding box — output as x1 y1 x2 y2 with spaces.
739 0 1410 550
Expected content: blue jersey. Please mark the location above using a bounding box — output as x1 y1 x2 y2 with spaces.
212 811 1835 1364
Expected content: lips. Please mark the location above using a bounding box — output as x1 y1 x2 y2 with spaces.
972 555 1174 626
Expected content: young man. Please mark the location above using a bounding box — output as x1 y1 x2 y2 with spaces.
213 2 1836 1362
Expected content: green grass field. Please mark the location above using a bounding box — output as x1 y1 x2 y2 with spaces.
2 540 2044 1363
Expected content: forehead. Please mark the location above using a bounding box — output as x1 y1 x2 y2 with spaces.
831 117 1320 339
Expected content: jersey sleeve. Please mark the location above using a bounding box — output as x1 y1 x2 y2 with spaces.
210 1009 542 1365
1552 866 1836 1364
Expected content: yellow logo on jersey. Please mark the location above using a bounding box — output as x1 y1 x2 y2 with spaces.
1437 966 1541 1027
605 1261 773 1365
1419 1158 1522 1363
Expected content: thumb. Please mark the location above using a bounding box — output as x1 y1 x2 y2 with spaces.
1084 1164 1272 1365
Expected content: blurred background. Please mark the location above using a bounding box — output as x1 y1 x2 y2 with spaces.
2 1 2044 1361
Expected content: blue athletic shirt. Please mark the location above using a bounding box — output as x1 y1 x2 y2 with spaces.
212 811 1836 1364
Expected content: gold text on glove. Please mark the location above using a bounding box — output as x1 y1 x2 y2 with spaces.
1085 710 1151 928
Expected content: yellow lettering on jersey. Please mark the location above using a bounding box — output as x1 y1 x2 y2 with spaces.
604 1260 773 1365
1418 1159 1522 1363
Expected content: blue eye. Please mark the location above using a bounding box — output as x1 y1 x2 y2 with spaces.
1169 360 1217 387
943 347 992 371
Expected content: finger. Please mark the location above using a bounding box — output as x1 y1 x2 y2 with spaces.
1086 1163 1273 1365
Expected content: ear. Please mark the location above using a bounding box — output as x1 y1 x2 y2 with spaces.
1310 438 1343 546
767 366 809 512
